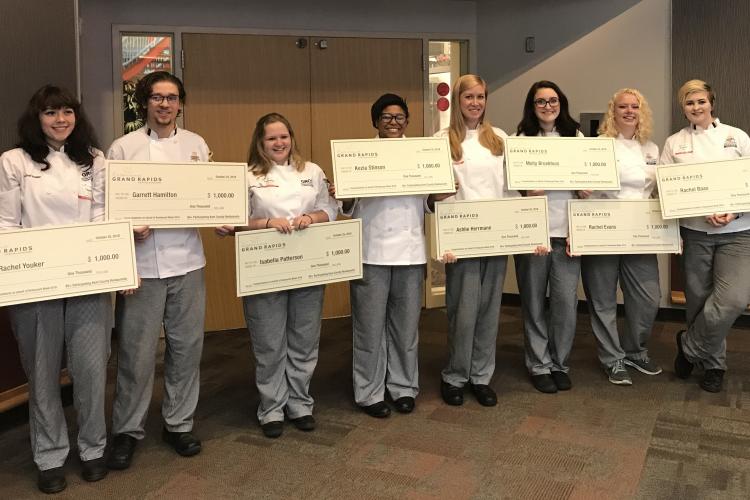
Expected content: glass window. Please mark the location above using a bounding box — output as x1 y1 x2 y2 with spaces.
426 40 468 136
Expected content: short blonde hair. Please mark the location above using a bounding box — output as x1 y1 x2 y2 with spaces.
447 74 504 161
677 79 715 108
598 88 653 144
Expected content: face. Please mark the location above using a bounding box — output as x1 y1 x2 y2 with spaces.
533 87 560 126
39 107 75 149
145 81 181 129
459 83 486 127
262 121 292 164
683 90 713 128
613 93 641 133
376 104 408 138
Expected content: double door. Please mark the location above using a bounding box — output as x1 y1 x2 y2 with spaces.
182 33 424 331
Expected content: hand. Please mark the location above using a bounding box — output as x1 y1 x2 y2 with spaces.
533 245 550 256
215 225 235 237
267 217 293 234
705 213 736 227
133 226 151 242
565 237 579 258
677 236 683 255
528 189 545 196
119 276 142 295
577 190 592 199
327 182 336 198
292 214 314 230
440 251 458 264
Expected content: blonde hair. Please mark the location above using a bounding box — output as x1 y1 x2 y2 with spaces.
247 113 305 176
448 74 504 161
598 88 653 144
677 79 715 108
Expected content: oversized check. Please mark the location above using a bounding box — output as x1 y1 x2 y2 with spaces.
656 158 750 218
0 221 138 307
433 197 550 259
504 136 620 190
568 199 679 255
331 137 455 198
235 219 362 296
106 161 248 228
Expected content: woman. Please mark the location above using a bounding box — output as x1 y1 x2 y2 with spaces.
580 88 662 386
661 80 750 393
434 74 520 407
0 85 109 493
232 113 338 437
514 81 582 393
344 94 426 418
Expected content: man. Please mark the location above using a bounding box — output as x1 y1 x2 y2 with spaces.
106 72 210 470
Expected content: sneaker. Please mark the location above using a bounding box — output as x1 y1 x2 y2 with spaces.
699 369 725 393
624 357 663 375
606 360 632 385
674 330 694 379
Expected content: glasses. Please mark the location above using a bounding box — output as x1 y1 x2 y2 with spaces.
379 113 407 124
149 94 180 104
534 97 560 108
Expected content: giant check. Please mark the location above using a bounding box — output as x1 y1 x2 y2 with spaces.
235 219 363 296
331 137 455 198
568 199 679 255
0 221 138 307
106 161 248 228
504 136 620 190
656 158 750 218
433 197 550 259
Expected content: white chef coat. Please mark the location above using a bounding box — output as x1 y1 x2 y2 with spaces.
434 127 519 200
660 119 750 233
107 127 210 278
0 146 105 229
592 134 658 200
248 161 338 223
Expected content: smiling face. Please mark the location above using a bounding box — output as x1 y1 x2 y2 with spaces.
145 81 181 131
39 107 75 149
262 121 292 164
459 83 486 129
533 87 560 129
376 104 408 138
613 92 641 135
683 90 713 129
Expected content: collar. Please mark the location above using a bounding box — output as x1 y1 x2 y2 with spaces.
145 127 178 139
691 118 719 131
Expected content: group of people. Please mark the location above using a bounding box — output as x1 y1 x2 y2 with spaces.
1 70 748 494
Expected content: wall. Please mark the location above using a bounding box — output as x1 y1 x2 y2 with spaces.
77 0 477 149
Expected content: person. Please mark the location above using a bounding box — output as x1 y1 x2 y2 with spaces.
106 72 210 470
579 88 662 386
341 94 427 418
514 81 582 393
661 79 750 392
434 74 523 407
224 112 338 438
0 85 109 493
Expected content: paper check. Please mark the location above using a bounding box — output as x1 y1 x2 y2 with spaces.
568 199 679 255
433 197 550 259
656 158 750 218
106 161 248 228
504 136 620 190
0 221 138 306
331 137 455 198
235 219 362 296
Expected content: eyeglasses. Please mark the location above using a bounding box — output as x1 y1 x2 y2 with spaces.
534 97 560 108
149 94 180 104
379 113 407 124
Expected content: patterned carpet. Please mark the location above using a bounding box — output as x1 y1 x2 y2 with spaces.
0 303 748 499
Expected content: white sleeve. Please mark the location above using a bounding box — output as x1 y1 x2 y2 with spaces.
312 165 339 222
0 152 23 229
106 141 125 161
90 153 106 222
659 137 675 165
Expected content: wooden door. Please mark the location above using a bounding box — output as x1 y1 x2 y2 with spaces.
310 37 424 317
182 33 312 331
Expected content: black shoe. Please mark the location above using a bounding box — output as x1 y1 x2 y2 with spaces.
700 369 725 393
81 457 108 482
550 371 572 391
440 381 464 406
674 330 694 379
162 428 202 457
38 466 66 494
261 421 284 438
393 396 415 414
106 434 137 470
470 384 497 407
360 401 391 418
290 415 316 431
530 374 557 394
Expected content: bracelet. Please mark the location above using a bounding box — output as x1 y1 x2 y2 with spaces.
265 218 270 228
303 213 313 224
